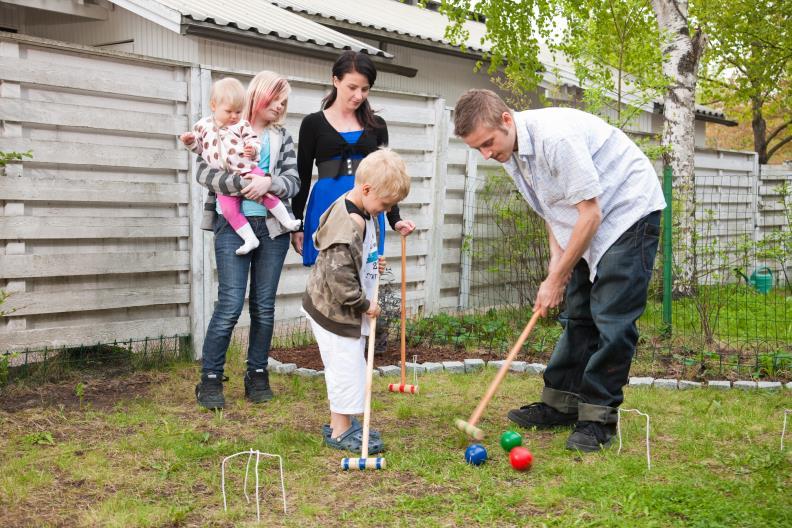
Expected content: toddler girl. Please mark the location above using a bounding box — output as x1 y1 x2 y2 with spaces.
181 77 300 255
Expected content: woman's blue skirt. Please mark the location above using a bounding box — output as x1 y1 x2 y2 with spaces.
302 174 386 266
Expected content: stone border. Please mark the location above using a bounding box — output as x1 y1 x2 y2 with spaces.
267 357 790 391
628 377 789 391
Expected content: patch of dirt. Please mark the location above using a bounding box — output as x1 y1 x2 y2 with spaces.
269 344 509 371
0 370 167 413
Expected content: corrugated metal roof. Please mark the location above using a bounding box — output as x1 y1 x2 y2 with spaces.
123 0 391 57
270 0 491 53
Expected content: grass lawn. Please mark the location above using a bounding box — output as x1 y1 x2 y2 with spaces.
1 353 790 527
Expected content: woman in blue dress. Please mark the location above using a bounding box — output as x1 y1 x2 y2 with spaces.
291 51 416 264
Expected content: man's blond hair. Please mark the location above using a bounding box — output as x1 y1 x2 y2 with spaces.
355 148 411 202
453 89 511 138
210 77 246 110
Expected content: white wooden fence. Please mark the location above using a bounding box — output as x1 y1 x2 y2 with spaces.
692 151 790 283
0 36 193 352
759 163 791 237
2 34 788 356
0 35 448 354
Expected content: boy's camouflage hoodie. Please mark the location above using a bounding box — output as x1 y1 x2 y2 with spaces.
302 194 379 338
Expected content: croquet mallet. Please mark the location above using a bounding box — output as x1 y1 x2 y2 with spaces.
342 278 386 471
455 310 542 440
389 235 418 395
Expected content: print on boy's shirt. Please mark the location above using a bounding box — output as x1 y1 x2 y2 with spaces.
364 249 379 281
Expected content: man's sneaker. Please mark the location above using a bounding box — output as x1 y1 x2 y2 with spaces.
195 373 225 410
507 402 578 429
565 421 616 452
244 369 274 403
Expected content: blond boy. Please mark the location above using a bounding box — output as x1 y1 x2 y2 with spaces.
302 149 411 454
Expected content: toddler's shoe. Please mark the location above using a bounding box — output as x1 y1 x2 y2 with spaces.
322 418 381 440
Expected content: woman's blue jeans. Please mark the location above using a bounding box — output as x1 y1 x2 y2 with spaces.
201 216 290 376
541 211 661 423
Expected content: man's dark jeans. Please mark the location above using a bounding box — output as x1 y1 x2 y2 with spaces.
201 216 290 376
542 211 661 423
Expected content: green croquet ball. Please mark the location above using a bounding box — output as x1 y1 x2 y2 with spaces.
500 431 522 452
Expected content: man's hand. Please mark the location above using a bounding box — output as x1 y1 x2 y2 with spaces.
533 198 600 317
377 256 386 274
534 272 568 318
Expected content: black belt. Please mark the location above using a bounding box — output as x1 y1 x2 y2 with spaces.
316 158 362 179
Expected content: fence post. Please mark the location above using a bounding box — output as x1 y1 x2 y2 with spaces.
662 165 673 335
751 153 761 247
458 149 478 310
424 99 448 315
188 66 210 359
0 40 28 341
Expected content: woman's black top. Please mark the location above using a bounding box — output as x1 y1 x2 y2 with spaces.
294 111 402 229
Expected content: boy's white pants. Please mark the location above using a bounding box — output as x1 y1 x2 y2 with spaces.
304 312 366 415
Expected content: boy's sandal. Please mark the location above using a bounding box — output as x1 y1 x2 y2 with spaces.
322 418 381 440
323 422 385 454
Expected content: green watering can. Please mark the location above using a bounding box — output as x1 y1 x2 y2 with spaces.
735 266 774 294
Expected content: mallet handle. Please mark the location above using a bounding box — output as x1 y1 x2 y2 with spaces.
466 311 541 428
400 235 407 385
360 279 380 461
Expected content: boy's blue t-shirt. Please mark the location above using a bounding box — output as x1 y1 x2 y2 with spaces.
217 132 271 217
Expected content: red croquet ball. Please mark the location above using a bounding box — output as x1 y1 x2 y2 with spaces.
509 446 533 471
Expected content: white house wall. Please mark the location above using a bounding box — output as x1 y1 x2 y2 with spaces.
649 112 707 147
20 4 200 59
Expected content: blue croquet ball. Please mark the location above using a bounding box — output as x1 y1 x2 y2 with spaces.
464 444 488 466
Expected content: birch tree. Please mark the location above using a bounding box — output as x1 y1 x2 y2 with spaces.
649 0 706 295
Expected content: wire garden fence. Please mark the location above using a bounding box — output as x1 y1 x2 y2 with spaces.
453 163 791 380
1 335 192 387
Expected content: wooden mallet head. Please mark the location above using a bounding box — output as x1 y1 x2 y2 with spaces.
455 418 484 440
388 383 418 394
341 457 386 470
454 312 542 443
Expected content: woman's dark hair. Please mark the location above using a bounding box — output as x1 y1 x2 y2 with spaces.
322 51 382 130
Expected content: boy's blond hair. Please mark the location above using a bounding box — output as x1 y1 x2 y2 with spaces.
210 77 246 110
453 89 511 138
244 70 291 126
355 148 411 202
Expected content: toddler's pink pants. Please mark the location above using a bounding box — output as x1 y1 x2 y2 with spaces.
216 167 280 230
